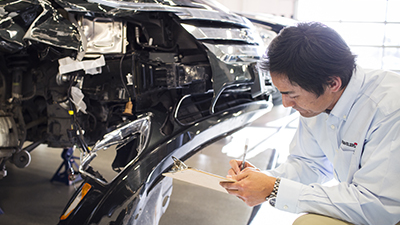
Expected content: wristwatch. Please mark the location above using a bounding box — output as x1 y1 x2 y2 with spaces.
266 177 281 207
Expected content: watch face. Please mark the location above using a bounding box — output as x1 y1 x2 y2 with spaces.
269 197 276 207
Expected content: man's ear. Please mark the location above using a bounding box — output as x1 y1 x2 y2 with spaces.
328 76 342 93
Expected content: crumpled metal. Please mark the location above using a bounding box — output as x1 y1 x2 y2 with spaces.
0 0 83 55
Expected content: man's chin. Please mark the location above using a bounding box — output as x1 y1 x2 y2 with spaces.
297 109 319 118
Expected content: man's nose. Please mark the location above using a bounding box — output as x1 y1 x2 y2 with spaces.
281 95 295 108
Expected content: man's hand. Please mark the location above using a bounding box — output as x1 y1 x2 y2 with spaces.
221 159 276 207
227 159 258 176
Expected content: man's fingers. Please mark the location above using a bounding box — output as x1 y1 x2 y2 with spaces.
229 159 241 174
228 168 237 177
234 170 250 181
220 181 240 191
226 169 251 183
237 196 245 202
223 186 241 196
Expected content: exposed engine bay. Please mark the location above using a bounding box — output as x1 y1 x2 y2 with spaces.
0 0 273 178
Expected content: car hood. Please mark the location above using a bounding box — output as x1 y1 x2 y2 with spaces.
56 0 249 26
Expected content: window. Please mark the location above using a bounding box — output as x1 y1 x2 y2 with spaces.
295 0 400 73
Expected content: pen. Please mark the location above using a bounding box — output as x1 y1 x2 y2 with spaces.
241 138 249 171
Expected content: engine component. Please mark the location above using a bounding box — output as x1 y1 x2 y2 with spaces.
78 16 127 55
0 112 18 148
12 149 31 168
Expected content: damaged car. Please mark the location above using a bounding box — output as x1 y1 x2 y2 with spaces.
0 0 280 224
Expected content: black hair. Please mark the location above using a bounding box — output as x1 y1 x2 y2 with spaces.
261 22 356 97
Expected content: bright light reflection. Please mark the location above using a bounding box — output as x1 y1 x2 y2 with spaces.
7 30 18 38
226 30 232 39
181 24 196 33
221 112 299 164
227 46 233 54
232 111 242 117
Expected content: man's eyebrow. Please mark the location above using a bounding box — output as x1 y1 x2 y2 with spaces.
280 91 294 95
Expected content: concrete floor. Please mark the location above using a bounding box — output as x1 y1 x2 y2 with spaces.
0 104 301 225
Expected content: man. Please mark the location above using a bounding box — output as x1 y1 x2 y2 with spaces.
220 22 400 224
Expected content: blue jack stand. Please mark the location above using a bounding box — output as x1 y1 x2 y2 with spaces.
51 147 82 185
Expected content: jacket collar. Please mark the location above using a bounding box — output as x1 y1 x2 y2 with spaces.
329 65 365 121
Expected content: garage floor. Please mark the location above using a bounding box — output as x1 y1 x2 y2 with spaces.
0 104 301 225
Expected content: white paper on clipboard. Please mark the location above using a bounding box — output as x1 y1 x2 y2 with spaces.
162 157 235 193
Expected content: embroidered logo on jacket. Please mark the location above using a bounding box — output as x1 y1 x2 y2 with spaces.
341 140 358 148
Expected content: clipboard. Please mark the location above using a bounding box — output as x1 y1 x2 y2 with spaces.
162 157 235 193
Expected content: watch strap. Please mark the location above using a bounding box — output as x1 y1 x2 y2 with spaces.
266 177 281 206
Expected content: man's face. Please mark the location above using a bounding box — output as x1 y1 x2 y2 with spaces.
270 72 341 118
